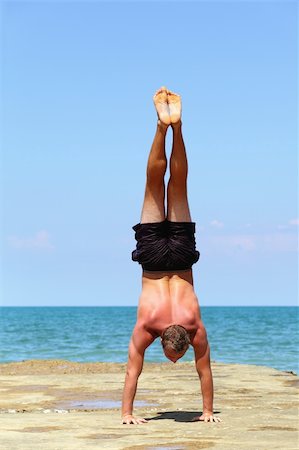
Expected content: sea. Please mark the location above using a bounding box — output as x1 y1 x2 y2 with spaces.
0 307 298 373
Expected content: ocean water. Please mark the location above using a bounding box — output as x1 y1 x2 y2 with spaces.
0 307 298 373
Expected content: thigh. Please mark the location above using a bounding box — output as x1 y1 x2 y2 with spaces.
140 188 166 224
167 194 191 222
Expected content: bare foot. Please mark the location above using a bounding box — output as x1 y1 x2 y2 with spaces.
153 87 171 126
167 89 182 124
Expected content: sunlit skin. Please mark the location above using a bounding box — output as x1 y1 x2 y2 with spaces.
121 88 221 426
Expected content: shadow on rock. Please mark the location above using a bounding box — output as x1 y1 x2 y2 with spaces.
145 411 221 423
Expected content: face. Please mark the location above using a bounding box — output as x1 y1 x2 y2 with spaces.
163 346 187 363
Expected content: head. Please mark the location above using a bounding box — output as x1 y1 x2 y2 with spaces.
161 325 190 363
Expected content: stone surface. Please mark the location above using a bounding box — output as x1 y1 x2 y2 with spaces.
0 360 298 449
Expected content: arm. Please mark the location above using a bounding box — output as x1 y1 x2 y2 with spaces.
193 328 221 423
121 325 154 424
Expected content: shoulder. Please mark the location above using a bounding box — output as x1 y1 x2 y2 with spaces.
131 321 156 352
190 321 208 354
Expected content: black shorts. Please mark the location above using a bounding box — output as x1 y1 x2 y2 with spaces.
132 220 200 271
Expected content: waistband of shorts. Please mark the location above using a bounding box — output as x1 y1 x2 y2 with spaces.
142 268 193 275
133 220 196 231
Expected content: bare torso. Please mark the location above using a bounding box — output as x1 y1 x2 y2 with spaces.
136 270 205 346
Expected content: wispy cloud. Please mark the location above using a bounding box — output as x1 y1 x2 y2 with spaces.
204 232 298 254
277 218 299 230
261 233 298 252
277 225 289 230
210 219 224 229
289 218 299 226
8 230 54 251
205 234 256 252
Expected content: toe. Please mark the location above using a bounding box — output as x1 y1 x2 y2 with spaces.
168 92 180 103
156 86 167 96
154 87 167 99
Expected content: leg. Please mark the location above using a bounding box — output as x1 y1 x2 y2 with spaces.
167 120 191 222
140 121 168 223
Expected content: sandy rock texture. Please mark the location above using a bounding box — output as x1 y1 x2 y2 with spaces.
0 360 298 450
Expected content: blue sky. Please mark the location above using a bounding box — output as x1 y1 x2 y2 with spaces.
1 1 298 306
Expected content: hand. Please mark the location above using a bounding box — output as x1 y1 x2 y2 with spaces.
192 411 221 423
122 414 148 425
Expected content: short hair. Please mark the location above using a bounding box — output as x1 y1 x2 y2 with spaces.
161 325 190 353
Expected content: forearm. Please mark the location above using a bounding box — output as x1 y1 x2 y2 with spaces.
122 373 139 416
198 368 214 413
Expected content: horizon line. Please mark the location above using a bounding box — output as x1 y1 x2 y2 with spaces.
0 305 298 308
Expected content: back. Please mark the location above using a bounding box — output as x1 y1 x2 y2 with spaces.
137 270 202 339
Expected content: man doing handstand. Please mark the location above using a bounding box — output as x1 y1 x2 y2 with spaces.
122 87 219 425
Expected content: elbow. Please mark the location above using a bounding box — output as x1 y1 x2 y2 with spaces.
197 366 212 379
125 367 142 380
